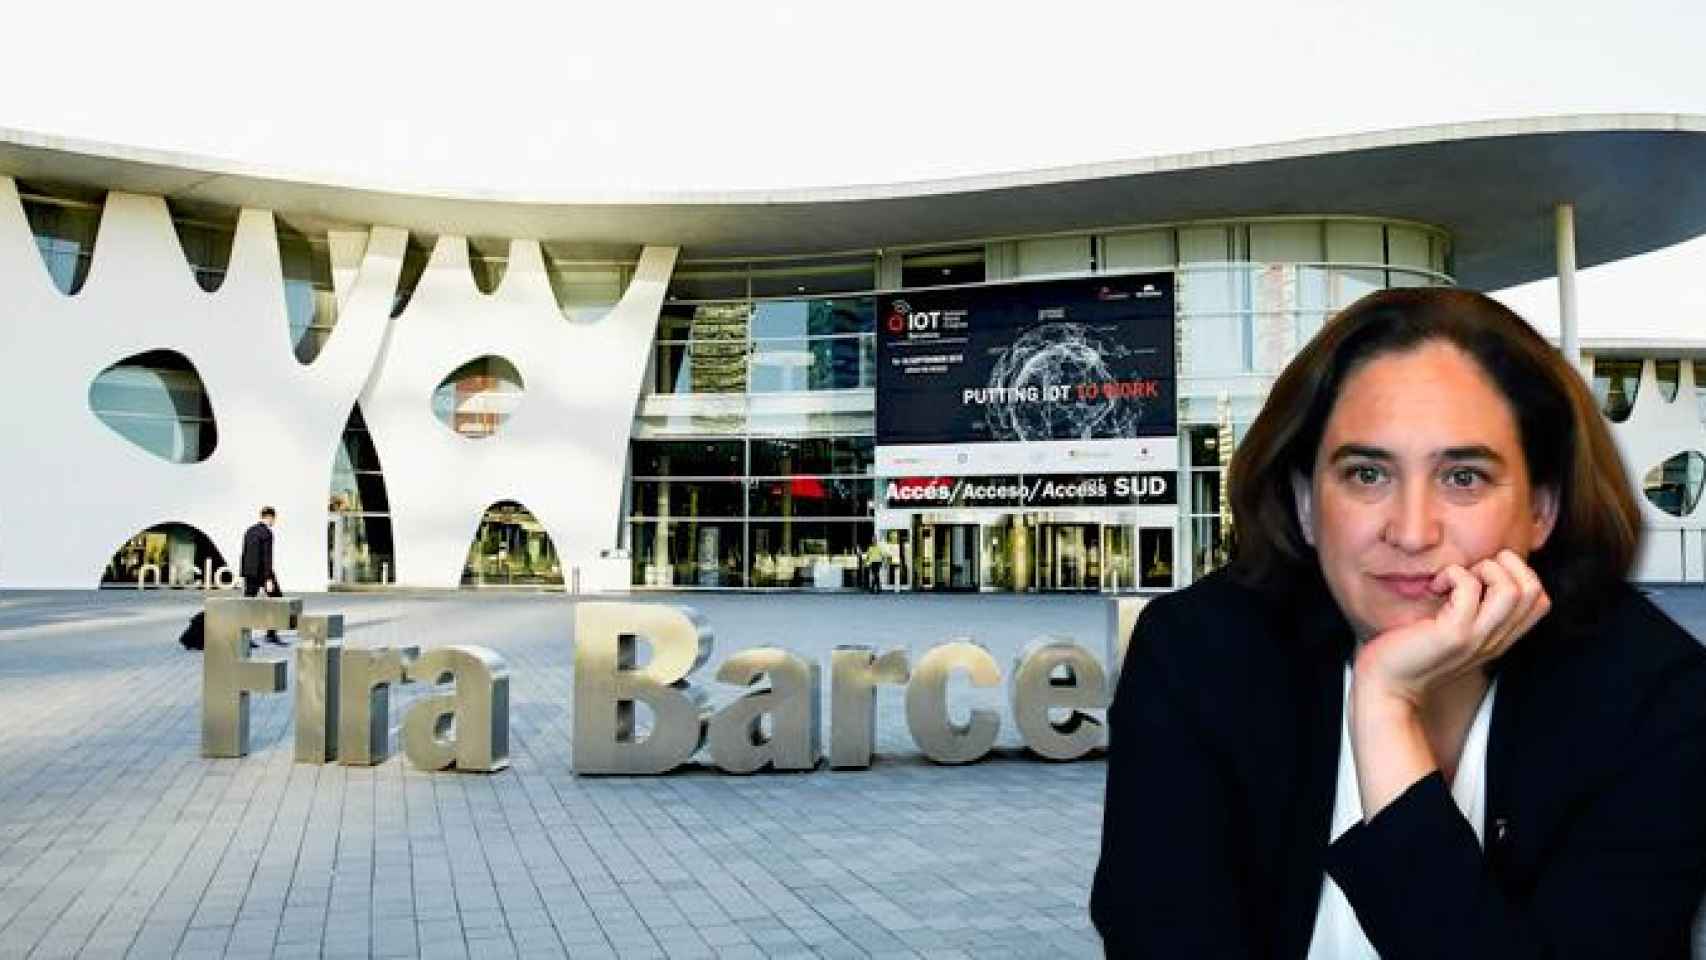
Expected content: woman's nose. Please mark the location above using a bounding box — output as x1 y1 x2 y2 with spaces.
1382 484 1442 552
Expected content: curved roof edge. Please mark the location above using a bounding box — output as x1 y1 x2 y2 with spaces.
2 113 1704 289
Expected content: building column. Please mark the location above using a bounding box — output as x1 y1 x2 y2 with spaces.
1555 203 1582 372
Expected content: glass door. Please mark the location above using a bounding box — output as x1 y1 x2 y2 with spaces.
1102 525 1134 592
917 524 936 590
937 524 980 591
1036 524 1101 591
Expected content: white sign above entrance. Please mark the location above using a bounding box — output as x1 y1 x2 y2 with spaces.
876 436 1179 476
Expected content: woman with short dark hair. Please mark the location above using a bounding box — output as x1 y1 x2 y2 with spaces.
1091 288 1706 958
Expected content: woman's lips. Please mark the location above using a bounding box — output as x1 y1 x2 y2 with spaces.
1373 574 1438 600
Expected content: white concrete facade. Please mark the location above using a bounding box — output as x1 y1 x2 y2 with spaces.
1599 355 1706 583
359 238 675 591
2 112 1706 591
0 175 675 591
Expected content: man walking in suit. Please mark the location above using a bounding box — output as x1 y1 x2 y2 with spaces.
240 506 285 645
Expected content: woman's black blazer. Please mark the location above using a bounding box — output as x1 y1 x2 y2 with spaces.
1090 570 1706 959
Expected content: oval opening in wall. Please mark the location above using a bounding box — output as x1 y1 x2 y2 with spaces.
89 349 217 463
432 356 524 439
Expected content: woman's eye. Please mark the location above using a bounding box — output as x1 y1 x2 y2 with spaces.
1443 467 1483 489
1346 465 1384 485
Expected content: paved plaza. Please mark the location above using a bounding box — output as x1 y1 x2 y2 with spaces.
0 587 1703 960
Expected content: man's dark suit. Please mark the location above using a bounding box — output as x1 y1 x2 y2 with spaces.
1090 569 1706 959
239 522 278 598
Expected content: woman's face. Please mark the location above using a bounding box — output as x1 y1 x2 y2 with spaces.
1294 340 1558 639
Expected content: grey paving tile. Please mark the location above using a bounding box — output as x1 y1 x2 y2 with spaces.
22 591 1684 960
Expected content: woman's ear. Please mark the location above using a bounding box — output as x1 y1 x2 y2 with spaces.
1531 485 1560 551
1291 473 1316 547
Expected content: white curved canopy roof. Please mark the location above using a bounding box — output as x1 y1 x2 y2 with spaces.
2 113 1703 289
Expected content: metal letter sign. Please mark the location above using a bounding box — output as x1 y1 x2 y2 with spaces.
573 603 712 774
339 646 419 765
202 597 297 758
293 615 344 763
402 646 511 773
708 648 821 773
1010 639 1109 761
830 646 910 769
905 640 1002 764
197 599 1133 774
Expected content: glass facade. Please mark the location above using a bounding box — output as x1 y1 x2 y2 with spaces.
652 299 875 396
278 222 339 363
88 350 217 463
1697 361 1706 424
630 218 1453 590
329 406 394 584
102 523 227 588
462 501 561 586
629 255 889 587
1157 219 1452 583
543 248 635 322
18 181 103 295
467 237 510 295
1593 357 1643 422
628 437 875 588
166 200 236 293
1644 451 1706 518
901 248 984 288
433 356 525 439
391 234 434 317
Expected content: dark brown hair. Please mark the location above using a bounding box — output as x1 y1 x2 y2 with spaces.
1227 287 1640 616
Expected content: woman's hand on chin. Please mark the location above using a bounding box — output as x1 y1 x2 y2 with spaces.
1348 550 1550 818
1354 549 1551 709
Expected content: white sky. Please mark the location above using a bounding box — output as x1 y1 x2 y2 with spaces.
2 0 1703 338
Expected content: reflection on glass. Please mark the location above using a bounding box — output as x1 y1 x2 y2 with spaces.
984 523 1014 591
748 478 872 518
20 182 103 295
747 409 876 436
901 249 984 288
629 520 748 587
546 259 629 321
167 200 236 293
751 437 873 476
391 234 433 318
1139 527 1174 589
432 356 524 438
102 523 228 587
277 222 338 363
88 350 216 463
749 337 871 392
1188 426 1221 468
1656 359 1681 403
750 339 814 392
1179 265 1247 376
631 480 747 518
1644 452 1706 517
462 501 560 586
667 264 749 301
1192 517 1226 579
749 521 867 588
467 238 509 295
1592 358 1643 422
750 298 874 338
1326 267 1384 308
631 440 744 477
1696 361 1706 425
329 405 394 584
750 259 876 298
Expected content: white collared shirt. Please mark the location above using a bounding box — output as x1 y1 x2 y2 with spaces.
1306 666 1498 959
